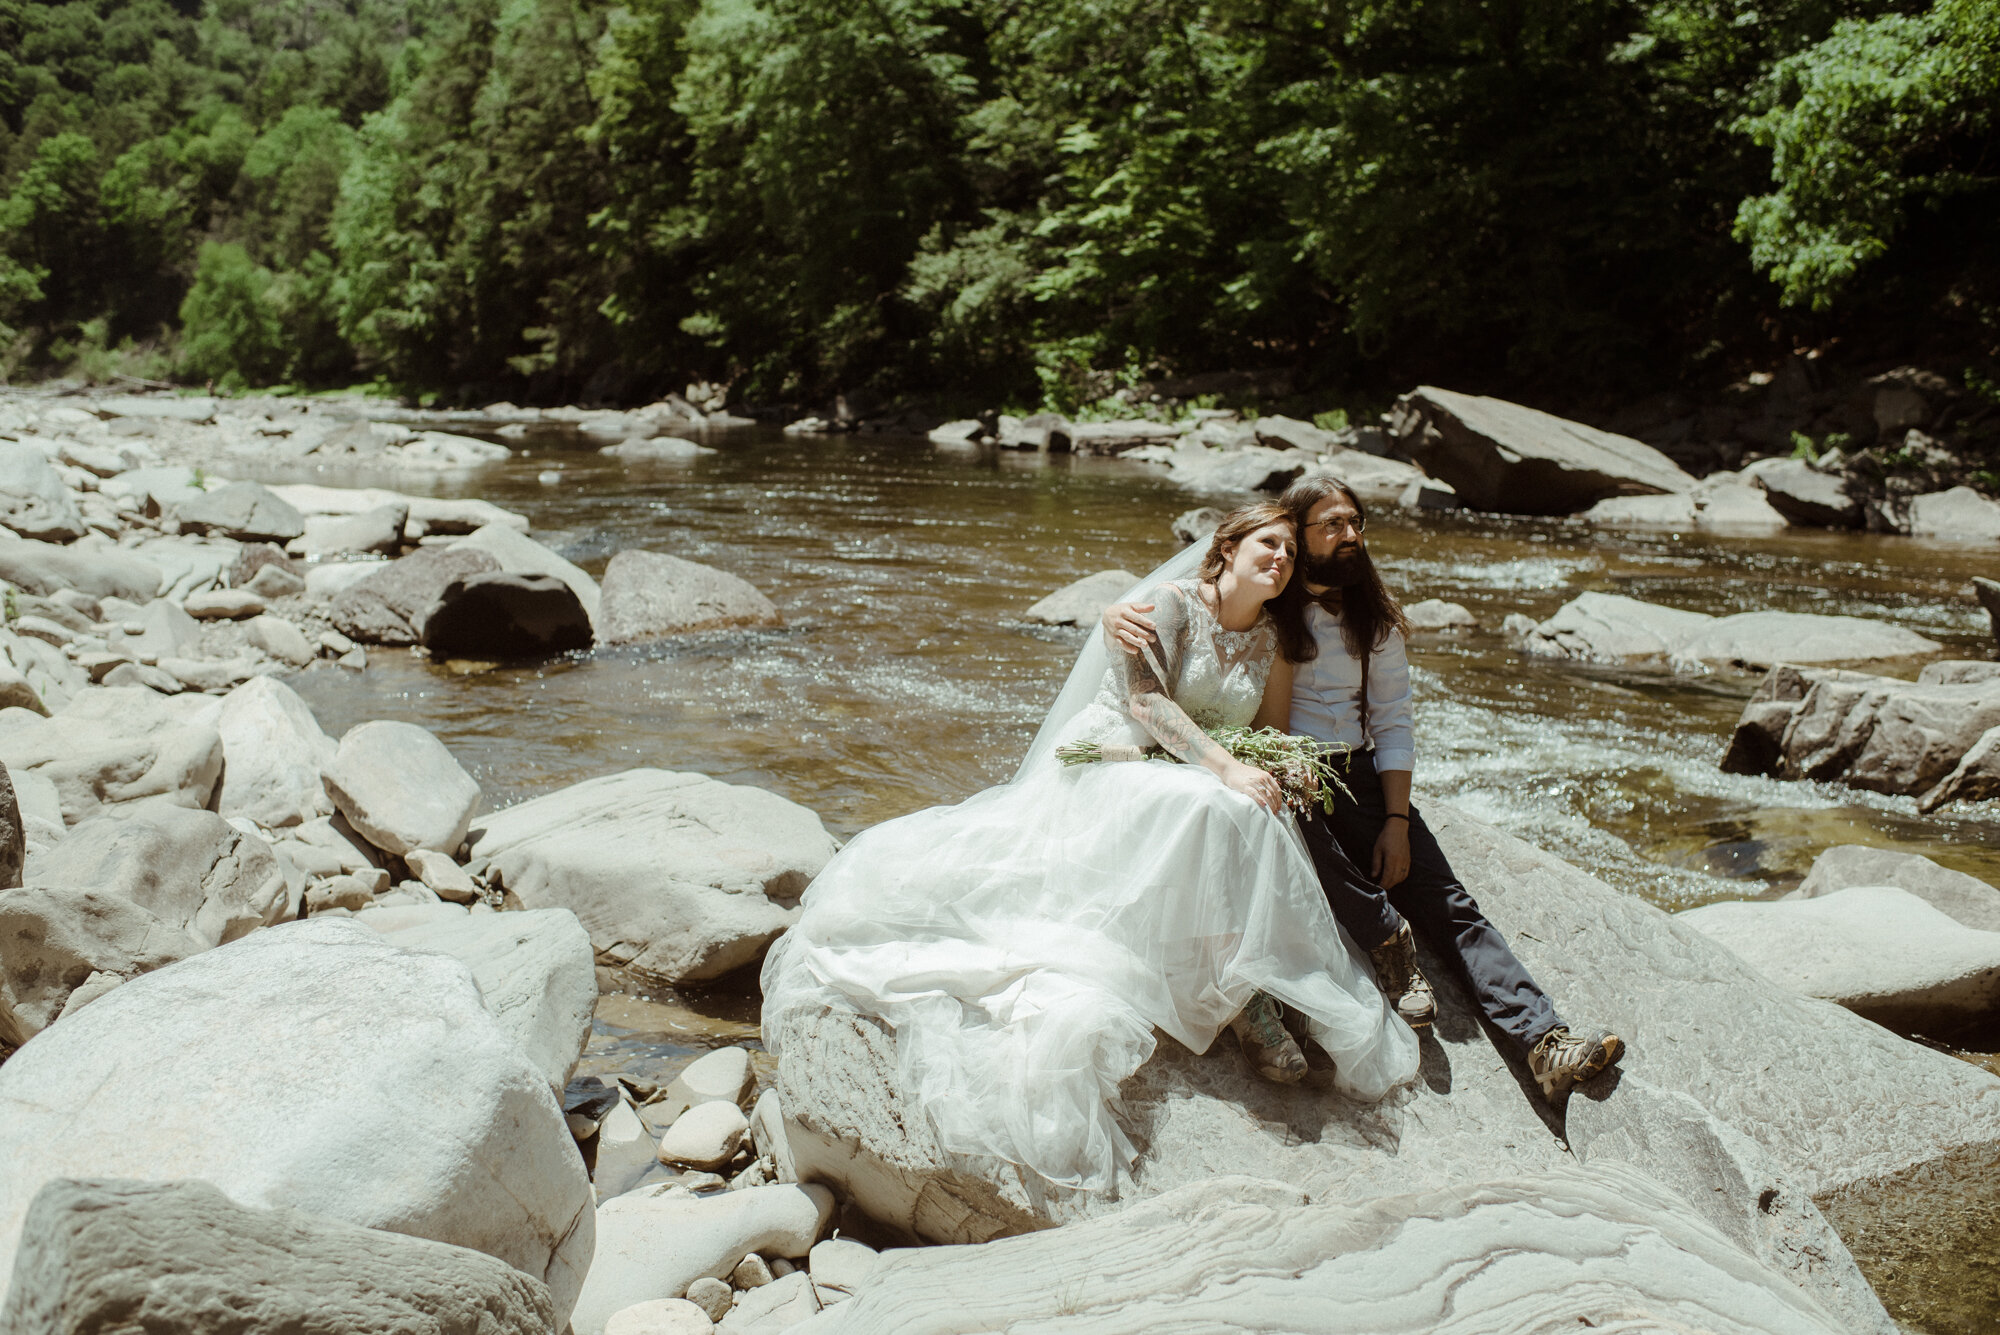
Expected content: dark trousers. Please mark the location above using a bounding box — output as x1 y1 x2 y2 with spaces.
1296 753 1562 1053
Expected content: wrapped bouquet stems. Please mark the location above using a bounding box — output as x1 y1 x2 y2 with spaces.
1056 727 1354 813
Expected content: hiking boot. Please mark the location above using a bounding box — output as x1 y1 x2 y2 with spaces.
1528 1026 1624 1101
1367 923 1437 1029
1231 992 1307 1085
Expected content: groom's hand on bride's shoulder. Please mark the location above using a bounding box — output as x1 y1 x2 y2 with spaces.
1104 601 1158 653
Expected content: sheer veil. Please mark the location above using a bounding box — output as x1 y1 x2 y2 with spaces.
1014 540 1207 778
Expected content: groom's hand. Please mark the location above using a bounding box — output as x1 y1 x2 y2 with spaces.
1103 601 1158 654
1372 821 1411 889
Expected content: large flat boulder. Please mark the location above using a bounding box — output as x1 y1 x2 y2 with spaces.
802 1170 1850 1335
466 769 838 986
0 689 223 823
327 546 501 645
267 484 527 536
1581 480 1789 535
0 918 595 1322
1023 570 1138 627
1 1178 555 1335
1909 486 2000 543
767 803 1997 1327
363 907 595 1097
423 572 594 659
453 524 601 633
598 551 779 644
1792 844 2000 932
24 802 288 948
300 505 406 557
1388 387 1696 514
0 441 86 541
1751 458 1864 529
321 721 480 857
1719 664 2000 804
1681 887 2000 1032
0 887 201 1046
214 676 335 828
0 542 158 602
1522 593 1940 670
1165 444 1308 495
172 480 305 543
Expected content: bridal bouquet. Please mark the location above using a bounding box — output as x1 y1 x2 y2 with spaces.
1056 726 1353 813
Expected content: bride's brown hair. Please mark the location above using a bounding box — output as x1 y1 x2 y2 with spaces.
1197 503 1313 663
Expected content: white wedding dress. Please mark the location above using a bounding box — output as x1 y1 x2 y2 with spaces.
761 576 1419 1192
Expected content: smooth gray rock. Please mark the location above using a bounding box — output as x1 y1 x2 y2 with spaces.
1024 570 1139 627
1908 486 2000 543
1251 414 1342 453
1170 507 1223 545
1389 386 1695 515
363 908 595 1097
1523 593 1939 670
802 1170 1850 1335
424 572 594 658
767 802 1995 1323
107 598 204 662
183 588 267 620
1718 664 2000 803
1794 844 2000 933
244 561 305 598
244 613 315 667
322 721 480 857
0 887 202 1047
95 394 218 422
1166 444 1308 494
173 480 306 542
0 542 159 602
101 466 213 516
1067 420 1182 454
0 1178 555 1335
598 551 778 644
25 802 288 949
600 437 716 461
0 763 20 891
1975 577 2000 650
1581 481 1790 535
453 523 601 632
1681 886 2000 1031
466 769 837 986
0 442 86 541
1752 459 1864 529
1404 598 1476 630
1919 659 2000 685
0 688 223 822
327 546 501 646
1301 452 1433 507
1522 591 1714 663
0 919 595 1323
228 542 301 589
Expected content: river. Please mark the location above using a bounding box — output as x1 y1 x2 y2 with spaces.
254 422 1996 1331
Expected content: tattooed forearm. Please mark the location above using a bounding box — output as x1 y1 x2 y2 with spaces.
1124 638 1229 768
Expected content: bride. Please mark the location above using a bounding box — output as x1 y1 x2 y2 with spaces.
761 503 1420 1192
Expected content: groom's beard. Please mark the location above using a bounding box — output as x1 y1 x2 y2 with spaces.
1301 545 1367 588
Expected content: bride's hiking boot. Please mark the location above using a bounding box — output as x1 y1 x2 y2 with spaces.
1367 923 1436 1029
1232 992 1307 1085
1528 1026 1624 1102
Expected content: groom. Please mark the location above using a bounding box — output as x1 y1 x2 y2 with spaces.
1106 475 1624 1103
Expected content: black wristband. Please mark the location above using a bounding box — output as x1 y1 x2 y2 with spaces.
1385 813 1410 822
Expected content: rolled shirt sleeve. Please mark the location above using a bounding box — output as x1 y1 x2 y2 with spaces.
1365 628 1415 772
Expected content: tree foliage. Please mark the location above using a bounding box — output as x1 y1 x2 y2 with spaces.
0 0 1995 402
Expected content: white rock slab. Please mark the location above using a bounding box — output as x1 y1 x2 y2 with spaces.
0 919 595 1323
804 1170 1845 1334
364 907 595 1096
1680 885 2000 1030
0 688 223 823
569 1184 833 1335
1670 611 1940 671
466 769 837 986
1793 844 2000 933
1908 486 2000 543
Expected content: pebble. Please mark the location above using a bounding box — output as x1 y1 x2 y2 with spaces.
666 1046 754 1117
319 628 357 655
246 613 315 666
305 874 377 914
768 1258 795 1278
539 470 563 485
658 1101 748 1172
406 847 482 903
603 1298 714 1335
730 1254 773 1289
245 562 307 598
185 588 268 620
807 1237 880 1295
683 1277 732 1323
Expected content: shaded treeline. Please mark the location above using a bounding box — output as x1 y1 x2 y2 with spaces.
0 0 1995 409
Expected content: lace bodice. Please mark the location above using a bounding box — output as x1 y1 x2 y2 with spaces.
1082 578 1277 739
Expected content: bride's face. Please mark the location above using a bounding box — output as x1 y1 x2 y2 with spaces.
1224 520 1296 600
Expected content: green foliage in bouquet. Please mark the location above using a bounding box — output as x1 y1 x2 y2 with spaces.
1056 726 1352 814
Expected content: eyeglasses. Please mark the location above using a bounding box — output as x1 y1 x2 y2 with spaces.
1308 513 1366 536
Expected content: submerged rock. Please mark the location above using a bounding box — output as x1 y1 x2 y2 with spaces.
1 1178 556 1335
466 769 837 986
0 918 595 1322
1389 387 1696 515
598 550 780 644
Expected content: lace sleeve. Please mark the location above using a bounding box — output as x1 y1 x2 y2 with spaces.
1118 582 1192 711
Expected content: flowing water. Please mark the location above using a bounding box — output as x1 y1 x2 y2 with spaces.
252 424 1997 1329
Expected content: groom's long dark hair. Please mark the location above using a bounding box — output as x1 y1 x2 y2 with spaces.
1274 477 1409 735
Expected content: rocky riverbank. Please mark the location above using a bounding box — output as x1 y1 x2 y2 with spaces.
0 384 1998 1332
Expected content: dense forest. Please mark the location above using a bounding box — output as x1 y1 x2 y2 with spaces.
0 0 1995 411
